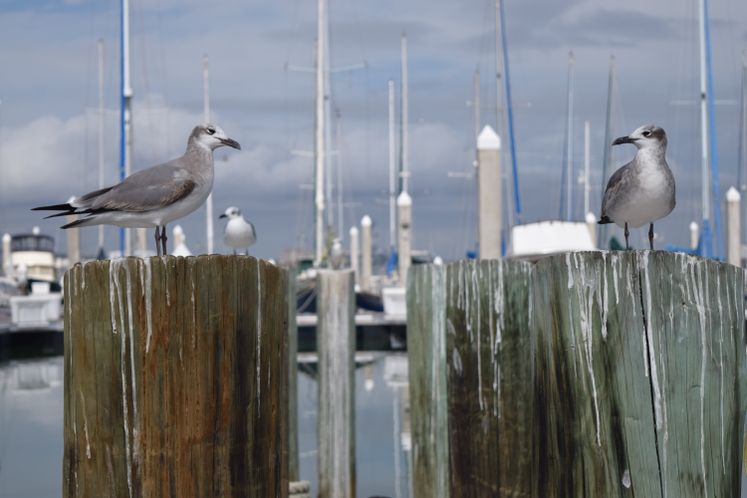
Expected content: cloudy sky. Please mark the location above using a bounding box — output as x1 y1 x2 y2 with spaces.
1 0 747 260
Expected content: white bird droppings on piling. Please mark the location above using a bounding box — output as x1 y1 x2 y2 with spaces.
143 259 153 353
622 469 631 488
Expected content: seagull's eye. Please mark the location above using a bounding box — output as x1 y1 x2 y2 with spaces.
642 130 651 137
206 126 215 135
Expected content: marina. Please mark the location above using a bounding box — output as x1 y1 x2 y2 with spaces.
2 0 747 496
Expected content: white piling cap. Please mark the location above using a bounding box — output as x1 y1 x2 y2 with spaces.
349 226 359 236
173 225 185 237
2 233 10 243
727 186 741 202
477 125 501 150
689 221 698 231
397 191 412 206
32 226 40 235
361 215 372 227
585 212 597 224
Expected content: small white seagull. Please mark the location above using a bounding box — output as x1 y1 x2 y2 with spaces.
598 124 676 250
219 207 256 255
33 123 240 256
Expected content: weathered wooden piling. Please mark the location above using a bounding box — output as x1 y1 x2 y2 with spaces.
63 255 289 498
286 267 300 482
316 270 356 498
407 251 746 498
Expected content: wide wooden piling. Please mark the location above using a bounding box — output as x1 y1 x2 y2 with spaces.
316 270 356 498
407 251 746 498
63 255 289 498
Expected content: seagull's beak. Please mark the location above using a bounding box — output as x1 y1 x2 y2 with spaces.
220 137 241 150
612 135 635 146
219 213 228 219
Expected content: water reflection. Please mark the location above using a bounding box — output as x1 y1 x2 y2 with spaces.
297 352 411 498
0 352 64 498
0 343 410 498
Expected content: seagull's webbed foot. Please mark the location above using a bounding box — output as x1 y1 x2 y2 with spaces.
648 223 654 251
624 222 630 250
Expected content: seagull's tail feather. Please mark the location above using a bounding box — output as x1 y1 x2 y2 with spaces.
598 215 613 225
32 202 74 212
60 216 100 230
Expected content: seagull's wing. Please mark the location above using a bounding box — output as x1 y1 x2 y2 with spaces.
90 159 197 213
600 162 632 217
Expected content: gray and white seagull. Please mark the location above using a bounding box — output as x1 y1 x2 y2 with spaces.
32 123 240 256
598 124 675 250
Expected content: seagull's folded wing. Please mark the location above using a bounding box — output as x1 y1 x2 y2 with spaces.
91 165 197 213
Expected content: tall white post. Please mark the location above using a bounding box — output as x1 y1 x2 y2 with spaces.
2 233 11 277
203 54 214 254
727 187 741 266
361 215 372 291
349 226 359 287
388 80 397 251
477 125 502 259
585 212 597 248
690 221 700 250
66 219 81 266
397 192 412 284
97 39 106 254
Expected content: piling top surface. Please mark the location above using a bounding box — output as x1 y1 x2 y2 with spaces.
727 186 741 202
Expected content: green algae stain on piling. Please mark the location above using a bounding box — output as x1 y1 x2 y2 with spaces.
408 251 746 498
63 255 289 498
408 260 534 498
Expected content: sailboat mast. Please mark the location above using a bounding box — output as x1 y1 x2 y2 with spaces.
400 33 409 194
203 55 214 254
473 66 481 144
496 0 521 225
565 51 575 221
335 108 343 238
313 0 328 265
97 39 105 253
598 55 615 246
583 120 590 216
739 50 747 242
388 80 396 250
120 0 133 256
698 0 711 245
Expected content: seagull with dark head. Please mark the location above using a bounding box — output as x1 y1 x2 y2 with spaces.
598 124 675 250
32 123 241 256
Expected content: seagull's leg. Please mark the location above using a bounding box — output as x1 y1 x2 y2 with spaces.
648 223 654 251
624 223 630 250
154 227 161 257
161 226 168 256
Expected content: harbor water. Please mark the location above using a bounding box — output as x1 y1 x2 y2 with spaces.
0 336 411 498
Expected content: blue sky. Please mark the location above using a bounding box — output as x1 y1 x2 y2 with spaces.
1 0 747 259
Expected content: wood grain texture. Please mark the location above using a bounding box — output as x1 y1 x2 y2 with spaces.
407 251 746 498
316 270 356 498
407 265 450 498
63 255 288 498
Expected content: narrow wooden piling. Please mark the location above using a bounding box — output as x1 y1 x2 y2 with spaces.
63 255 289 498
407 251 746 498
286 267 299 482
316 270 356 498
